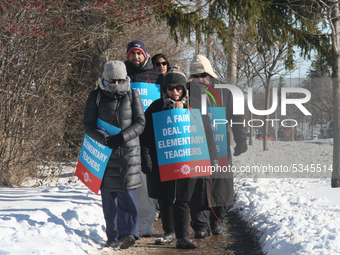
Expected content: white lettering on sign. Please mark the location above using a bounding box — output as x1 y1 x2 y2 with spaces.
158 136 204 149
141 99 153 107
82 151 100 172
162 127 182 136
164 147 202 159
83 138 108 162
133 88 148 95
173 114 190 122
183 125 197 133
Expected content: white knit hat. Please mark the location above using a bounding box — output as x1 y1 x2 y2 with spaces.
190 55 218 79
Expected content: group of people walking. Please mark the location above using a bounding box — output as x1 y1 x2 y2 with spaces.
82 40 247 250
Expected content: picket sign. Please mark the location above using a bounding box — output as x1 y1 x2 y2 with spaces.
75 118 121 194
207 107 228 167
77 81 161 193
153 108 212 182
130 82 161 111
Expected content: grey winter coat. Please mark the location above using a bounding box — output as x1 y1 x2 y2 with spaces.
189 78 247 208
83 79 145 192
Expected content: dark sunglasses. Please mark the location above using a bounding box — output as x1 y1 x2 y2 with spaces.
167 85 184 91
155 62 167 67
191 73 209 78
107 79 124 84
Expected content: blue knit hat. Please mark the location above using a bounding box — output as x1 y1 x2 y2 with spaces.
126 40 147 59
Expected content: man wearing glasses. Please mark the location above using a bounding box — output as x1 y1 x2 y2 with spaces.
189 55 247 238
125 40 164 238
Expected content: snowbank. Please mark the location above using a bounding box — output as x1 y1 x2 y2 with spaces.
0 139 339 254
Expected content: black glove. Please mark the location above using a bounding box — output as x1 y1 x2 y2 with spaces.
106 133 124 149
233 142 247 156
141 147 152 174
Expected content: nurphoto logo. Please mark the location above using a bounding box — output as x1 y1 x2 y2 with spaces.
200 84 312 128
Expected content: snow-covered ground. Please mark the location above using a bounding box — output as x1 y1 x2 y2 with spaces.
0 139 339 254
233 139 338 255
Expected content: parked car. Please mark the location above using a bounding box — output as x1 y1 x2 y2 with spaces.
322 120 333 138
246 132 256 139
256 133 275 141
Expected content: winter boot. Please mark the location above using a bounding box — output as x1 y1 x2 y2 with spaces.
118 234 135 249
155 232 175 245
176 237 197 249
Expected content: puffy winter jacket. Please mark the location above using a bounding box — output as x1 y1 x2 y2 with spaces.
139 97 218 202
83 88 145 192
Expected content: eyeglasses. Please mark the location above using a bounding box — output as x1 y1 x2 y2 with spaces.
191 73 209 78
107 79 124 84
167 85 184 91
155 62 167 67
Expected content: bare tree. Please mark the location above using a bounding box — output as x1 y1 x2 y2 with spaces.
0 0 172 186
240 39 289 150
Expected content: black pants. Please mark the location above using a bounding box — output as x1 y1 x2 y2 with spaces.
190 205 228 233
159 198 190 239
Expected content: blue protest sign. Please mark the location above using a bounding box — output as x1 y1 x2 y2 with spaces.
152 108 212 181
130 82 161 111
207 107 228 166
97 118 121 136
76 119 117 194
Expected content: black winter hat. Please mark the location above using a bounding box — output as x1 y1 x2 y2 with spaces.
163 67 189 95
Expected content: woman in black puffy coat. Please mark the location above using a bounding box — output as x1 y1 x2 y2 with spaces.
140 68 218 249
83 60 145 250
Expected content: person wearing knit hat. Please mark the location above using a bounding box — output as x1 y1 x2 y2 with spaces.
83 60 145 249
103 60 127 81
163 67 188 90
189 55 247 239
124 41 164 238
139 66 219 249
127 40 147 59
161 67 189 108
126 40 147 68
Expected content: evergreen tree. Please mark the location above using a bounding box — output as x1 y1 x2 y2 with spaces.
158 0 329 150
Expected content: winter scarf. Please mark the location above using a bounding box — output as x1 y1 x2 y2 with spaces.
162 90 189 110
99 76 131 98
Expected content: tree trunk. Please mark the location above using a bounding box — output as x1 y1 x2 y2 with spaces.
331 3 340 187
263 78 272 151
207 35 212 61
249 110 253 146
196 0 201 55
227 14 237 85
